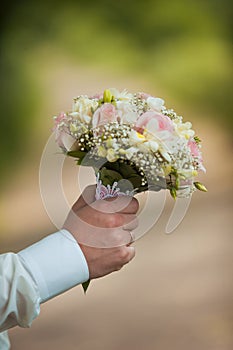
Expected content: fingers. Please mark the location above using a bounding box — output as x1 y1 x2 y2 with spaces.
73 189 139 216
115 246 136 269
66 190 139 248
80 243 136 279
122 214 138 231
126 246 136 262
93 196 139 214
118 197 139 214
72 185 97 212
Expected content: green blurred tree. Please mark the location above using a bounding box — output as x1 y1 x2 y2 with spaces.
0 0 232 185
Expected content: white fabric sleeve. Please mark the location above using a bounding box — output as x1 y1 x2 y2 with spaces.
0 229 89 335
18 229 89 303
0 331 10 350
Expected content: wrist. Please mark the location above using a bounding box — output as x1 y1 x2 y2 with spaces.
18 230 89 303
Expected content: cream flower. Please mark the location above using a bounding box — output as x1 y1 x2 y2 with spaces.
106 148 118 162
128 130 160 154
72 96 98 124
159 147 171 162
174 121 195 139
143 140 159 152
129 129 146 144
109 88 133 100
97 146 107 158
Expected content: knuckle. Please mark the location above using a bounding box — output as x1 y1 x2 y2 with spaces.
112 231 126 246
115 213 124 227
118 247 129 261
107 215 117 228
105 214 123 228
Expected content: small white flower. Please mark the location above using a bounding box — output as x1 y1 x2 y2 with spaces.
147 97 164 112
125 147 138 160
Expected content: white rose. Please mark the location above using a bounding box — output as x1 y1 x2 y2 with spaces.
116 101 138 124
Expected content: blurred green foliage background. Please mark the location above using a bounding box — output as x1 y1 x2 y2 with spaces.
0 0 232 184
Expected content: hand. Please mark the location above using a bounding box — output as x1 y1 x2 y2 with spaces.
63 186 139 279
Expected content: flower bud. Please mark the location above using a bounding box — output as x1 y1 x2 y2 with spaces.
194 182 207 192
103 89 113 103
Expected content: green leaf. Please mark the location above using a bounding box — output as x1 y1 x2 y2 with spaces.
99 168 123 186
82 280 91 294
67 150 87 159
170 187 177 199
175 177 180 190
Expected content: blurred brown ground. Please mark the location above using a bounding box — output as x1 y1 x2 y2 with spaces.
1 106 232 349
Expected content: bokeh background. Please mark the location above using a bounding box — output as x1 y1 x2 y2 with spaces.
0 0 232 349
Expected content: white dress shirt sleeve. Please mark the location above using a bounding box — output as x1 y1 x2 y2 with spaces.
0 229 89 337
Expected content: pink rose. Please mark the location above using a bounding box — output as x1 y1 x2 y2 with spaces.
188 139 199 157
188 139 203 161
135 111 174 135
188 139 205 172
54 112 67 127
92 103 118 129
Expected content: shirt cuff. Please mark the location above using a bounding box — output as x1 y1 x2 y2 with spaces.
18 229 89 303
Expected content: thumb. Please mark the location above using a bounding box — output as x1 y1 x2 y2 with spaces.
72 185 97 211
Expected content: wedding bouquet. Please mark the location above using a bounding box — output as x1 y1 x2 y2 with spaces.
53 88 207 200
